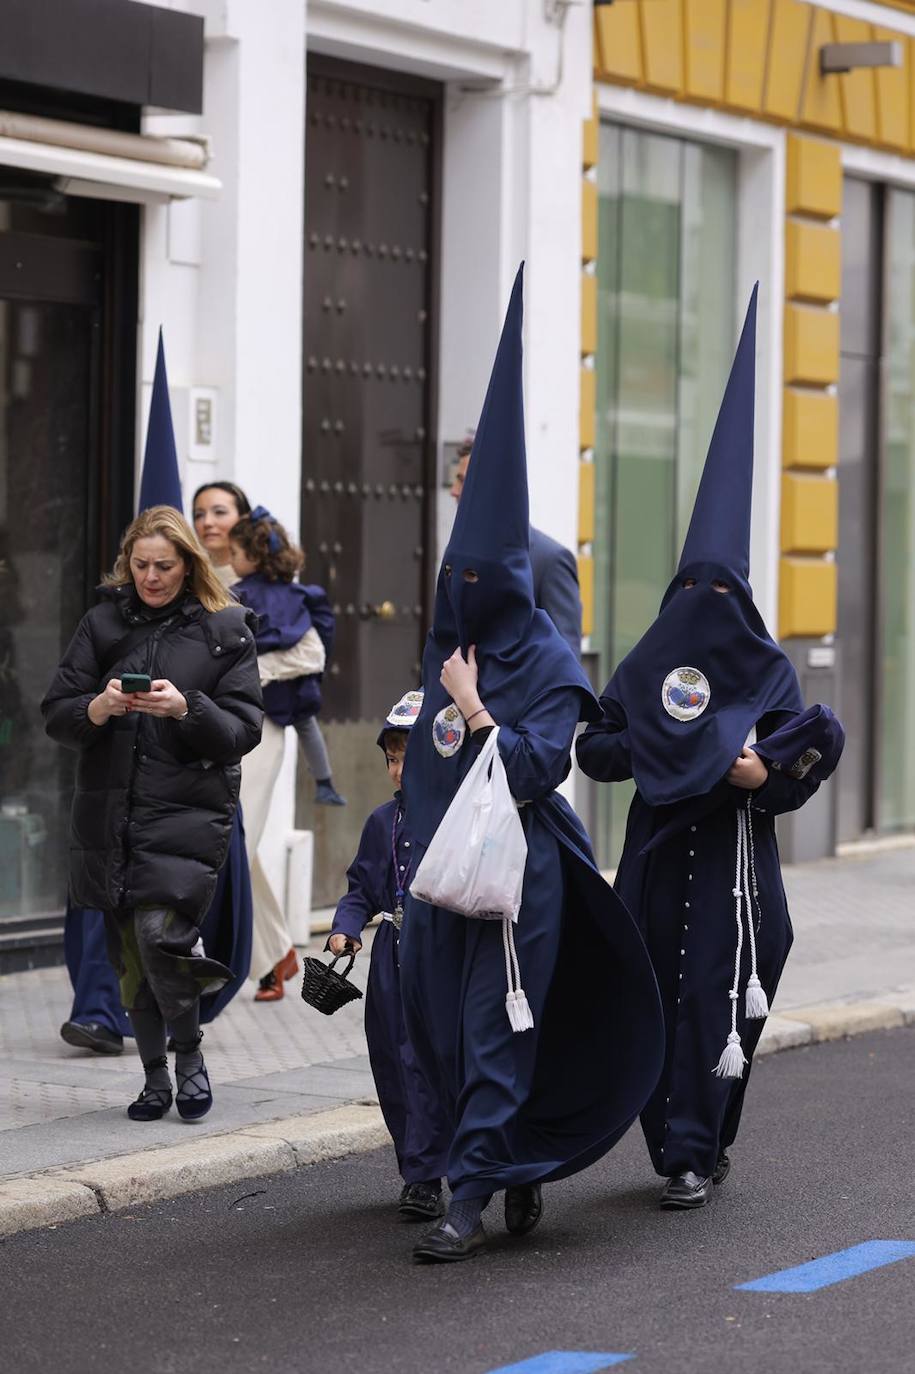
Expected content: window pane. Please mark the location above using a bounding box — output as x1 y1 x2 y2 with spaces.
591 123 737 866
677 143 738 550
0 300 92 921
880 190 915 830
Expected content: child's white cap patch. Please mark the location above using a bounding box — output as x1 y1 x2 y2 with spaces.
385 689 424 730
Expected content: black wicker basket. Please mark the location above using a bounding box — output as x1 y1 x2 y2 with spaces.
300 950 363 1016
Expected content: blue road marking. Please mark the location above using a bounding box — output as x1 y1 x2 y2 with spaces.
485 1354 633 1374
736 1241 915 1293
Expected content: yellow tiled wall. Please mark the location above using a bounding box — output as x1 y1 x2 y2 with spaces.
579 95 599 638
780 134 840 638
594 0 915 156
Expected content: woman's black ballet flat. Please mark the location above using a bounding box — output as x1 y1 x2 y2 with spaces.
412 1221 487 1263
127 1086 173 1122
175 1061 213 1120
504 1183 543 1236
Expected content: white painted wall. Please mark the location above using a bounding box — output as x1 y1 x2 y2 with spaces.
138 0 307 920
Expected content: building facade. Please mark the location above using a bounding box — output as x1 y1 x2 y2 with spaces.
4 0 914 966
0 0 592 960
585 0 915 866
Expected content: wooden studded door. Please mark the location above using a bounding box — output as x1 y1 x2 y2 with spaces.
302 58 438 723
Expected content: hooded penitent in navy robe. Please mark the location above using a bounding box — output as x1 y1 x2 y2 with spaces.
331 707 450 1185
577 286 845 1180
399 265 664 1203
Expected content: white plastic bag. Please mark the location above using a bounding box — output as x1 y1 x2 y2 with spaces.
410 727 528 922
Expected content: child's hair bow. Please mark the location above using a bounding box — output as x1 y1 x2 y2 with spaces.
249 505 282 553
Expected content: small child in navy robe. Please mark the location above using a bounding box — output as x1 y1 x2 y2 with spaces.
328 690 450 1221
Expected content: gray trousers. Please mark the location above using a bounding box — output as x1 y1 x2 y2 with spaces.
293 714 332 781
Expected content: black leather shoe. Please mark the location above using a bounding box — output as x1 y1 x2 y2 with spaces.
504 1183 543 1236
412 1220 487 1263
660 1171 713 1210
399 1182 444 1222
60 1021 124 1056
713 1151 731 1187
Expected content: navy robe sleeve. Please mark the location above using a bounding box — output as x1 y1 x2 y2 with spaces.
575 696 633 783
332 808 390 944
748 703 845 817
746 767 818 816
492 687 582 802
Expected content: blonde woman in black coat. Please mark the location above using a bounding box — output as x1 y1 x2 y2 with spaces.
42 507 263 1122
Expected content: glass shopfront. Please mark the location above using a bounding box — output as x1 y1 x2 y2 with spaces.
591 123 738 867
878 188 915 832
837 178 915 839
0 177 136 936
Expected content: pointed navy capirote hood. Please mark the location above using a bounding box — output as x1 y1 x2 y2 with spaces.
438 263 534 658
447 264 529 561
678 283 757 581
403 263 598 846
138 328 182 514
597 284 803 807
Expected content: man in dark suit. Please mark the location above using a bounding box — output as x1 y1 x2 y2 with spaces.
451 435 582 659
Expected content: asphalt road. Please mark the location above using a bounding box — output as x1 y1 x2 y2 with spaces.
2 1028 913 1374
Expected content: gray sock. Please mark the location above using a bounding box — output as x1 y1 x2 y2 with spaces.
171 1004 207 1104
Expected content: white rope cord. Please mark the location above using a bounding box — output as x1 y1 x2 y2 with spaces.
742 797 769 1018
502 917 534 1034
713 811 749 1078
745 796 763 930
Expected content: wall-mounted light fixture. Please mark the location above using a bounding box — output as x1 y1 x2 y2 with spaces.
820 41 902 76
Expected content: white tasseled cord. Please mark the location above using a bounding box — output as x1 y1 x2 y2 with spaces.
713 812 749 1079
502 917 534 1034
743 798 769 1019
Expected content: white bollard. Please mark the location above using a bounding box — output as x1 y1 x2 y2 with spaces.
285 830 314 946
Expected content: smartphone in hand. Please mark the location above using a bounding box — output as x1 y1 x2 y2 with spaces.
120 673 152 694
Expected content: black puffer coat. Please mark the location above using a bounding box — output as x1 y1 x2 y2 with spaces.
42 586 263 919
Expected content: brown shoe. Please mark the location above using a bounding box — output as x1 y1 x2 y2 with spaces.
254 970 284 1002
276 947 298 982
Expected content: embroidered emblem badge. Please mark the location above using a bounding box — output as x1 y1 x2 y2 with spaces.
788 747 822 780
661 666 711 722
433 704 466 757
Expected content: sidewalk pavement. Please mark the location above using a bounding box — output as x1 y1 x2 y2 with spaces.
1 845 913 1238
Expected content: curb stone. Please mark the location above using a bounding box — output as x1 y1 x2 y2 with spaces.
757 991 914 1056
0 1176 99 1239
2 1001 913 1241
0 1103 386 1241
